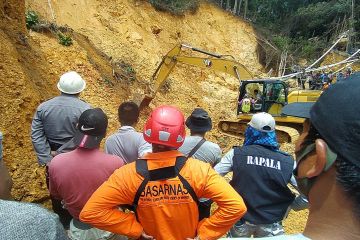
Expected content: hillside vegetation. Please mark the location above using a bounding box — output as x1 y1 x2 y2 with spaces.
217 0 359 60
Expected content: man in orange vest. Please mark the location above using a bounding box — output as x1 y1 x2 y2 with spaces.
80 105 247 240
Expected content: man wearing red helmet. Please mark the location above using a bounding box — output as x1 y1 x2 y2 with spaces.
80 105 247 240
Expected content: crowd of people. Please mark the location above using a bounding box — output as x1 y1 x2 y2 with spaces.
296 67 353 90
0 70 359 240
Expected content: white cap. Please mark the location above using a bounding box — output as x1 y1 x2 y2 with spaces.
57 71 86 94
248 112 275 132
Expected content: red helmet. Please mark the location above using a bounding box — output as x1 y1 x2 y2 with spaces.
143 105 185 148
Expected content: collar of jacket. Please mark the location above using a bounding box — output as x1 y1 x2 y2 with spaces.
60 93 79 98
142 150 183 160
119 126 136 132
141 150 184 170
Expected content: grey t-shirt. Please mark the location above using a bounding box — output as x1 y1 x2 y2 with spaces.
179 136 222 166
0 200 69 240
31 95 91 165
105 126 152 163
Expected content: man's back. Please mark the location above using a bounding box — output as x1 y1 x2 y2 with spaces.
80 150 246 240
0 200 69 240
105 126 151 163
231 145 295 224
49 148 124 218
179 136 221 166
33 95 90 145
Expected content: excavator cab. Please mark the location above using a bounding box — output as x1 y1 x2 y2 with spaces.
220 79 322 143
237 80 288 115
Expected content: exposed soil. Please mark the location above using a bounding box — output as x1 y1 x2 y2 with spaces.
1 0 307 234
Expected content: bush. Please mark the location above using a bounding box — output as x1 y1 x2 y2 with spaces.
25 10 40 29
299 40 326 60
149 0 199 15
272 35 291 51
58 32 73 46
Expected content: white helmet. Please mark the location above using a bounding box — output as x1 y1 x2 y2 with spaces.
248 112 275 132
57 71 86 94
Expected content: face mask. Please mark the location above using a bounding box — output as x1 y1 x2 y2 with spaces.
294 142 337 197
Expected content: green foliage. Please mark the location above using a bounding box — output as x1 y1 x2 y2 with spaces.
212 0 358 64
114 61 137 83
272 35 291 51
57 32 73 46
125 65 135 75
297 38 327 60
25 10 39 29
149 0 199 15
103 78 114 86
290 1 349 38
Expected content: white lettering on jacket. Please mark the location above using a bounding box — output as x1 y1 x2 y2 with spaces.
247 155 281 170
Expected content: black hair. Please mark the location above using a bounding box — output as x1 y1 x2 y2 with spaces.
336 158 360 218
190 130 206 136
118 101 139 126
152 144 176 152
301 123 322 147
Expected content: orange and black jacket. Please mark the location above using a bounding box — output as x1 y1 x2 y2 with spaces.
80 150 247 240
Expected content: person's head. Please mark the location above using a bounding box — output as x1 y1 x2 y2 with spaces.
57 71 86 96
244 112 278 150
185 108 212 136
282 72 360 218
143 105 185 152
118 101 139 126
73 108 108 149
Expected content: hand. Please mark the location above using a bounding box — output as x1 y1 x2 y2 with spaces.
186 236 200 240
138 231 155 240
50 151 57 157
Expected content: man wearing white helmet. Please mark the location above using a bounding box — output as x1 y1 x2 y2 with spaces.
31 71 91 165
215 112 297 238
31 71 91 229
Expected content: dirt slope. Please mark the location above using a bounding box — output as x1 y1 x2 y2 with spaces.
0 0 307 233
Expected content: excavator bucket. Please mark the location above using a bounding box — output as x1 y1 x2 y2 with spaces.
139 95 154 110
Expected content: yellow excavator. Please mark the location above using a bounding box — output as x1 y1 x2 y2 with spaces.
139 43 253 109
140 43 322 143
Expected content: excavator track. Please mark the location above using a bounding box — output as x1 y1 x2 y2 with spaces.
218 120 301 143
275 125 300 143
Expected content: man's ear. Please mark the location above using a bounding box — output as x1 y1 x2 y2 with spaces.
307 139 327 178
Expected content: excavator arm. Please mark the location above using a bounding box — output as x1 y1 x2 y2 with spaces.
140 44 253 108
